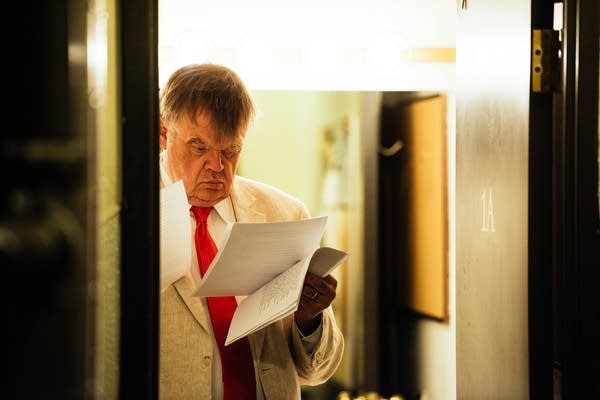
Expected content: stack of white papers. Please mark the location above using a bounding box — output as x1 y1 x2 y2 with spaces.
193 216 348 345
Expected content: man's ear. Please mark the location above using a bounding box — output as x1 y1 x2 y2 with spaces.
159 119 167 150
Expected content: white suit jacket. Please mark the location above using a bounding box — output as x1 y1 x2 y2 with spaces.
160 175 344 399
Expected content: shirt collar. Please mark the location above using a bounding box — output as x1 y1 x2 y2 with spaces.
213 197 236 223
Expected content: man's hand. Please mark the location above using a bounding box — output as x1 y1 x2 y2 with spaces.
295 272 338 335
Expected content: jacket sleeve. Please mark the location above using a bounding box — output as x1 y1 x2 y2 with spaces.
286 306 345 385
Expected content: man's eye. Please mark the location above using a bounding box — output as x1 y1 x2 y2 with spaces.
192 144 208 153
222 149 238 159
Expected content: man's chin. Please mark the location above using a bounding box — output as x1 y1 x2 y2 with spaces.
188 192 226 208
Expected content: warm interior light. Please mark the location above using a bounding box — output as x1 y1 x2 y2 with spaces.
159 1 455 91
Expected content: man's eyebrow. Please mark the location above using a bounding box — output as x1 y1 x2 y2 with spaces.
187 137 207 145
186 137 242 151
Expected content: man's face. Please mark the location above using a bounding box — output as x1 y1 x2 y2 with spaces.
161 112 244 207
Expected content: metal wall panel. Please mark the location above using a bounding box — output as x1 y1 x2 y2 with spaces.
456 1 531 398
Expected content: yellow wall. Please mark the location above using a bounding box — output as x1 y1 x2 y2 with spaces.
239 91 361 215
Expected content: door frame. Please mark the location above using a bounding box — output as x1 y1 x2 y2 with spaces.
119 0 160 398
528 0 599 398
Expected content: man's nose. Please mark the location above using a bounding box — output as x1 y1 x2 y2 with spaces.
205 149 224 171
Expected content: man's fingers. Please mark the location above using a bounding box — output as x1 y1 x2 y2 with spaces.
302 285 320 300
305 272 338 293
323 274 338 289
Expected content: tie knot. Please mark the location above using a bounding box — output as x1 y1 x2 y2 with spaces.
191 206 213 223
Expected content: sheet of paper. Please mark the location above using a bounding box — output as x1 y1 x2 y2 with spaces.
225 258 309 345
225 247 348 345
193 216 328 297
160 180 192 292
308 247 349 277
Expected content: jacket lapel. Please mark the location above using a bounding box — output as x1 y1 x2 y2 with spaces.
230 177 267 223
173 275 211 333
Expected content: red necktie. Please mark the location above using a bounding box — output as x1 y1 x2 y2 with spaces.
190 206 257 400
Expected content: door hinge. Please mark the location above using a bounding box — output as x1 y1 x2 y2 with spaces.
532 29 561 93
